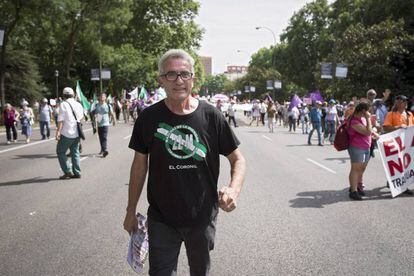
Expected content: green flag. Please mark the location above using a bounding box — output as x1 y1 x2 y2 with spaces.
139 86 148 102
76 81 91 110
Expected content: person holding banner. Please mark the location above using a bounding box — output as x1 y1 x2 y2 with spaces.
347 102 380 200
383 95 414 195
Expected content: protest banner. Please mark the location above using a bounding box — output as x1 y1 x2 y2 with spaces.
377 127 414 197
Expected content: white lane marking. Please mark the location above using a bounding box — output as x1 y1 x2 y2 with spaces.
307 158 336 174
80 157 88 162
29 211 36 216
262 135 272 141
0 128 93 154
123 134 132 140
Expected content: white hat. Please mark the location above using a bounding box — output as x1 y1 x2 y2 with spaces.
42 98 48 103
63 87 74 96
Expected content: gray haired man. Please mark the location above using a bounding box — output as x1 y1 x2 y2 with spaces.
123 49 246 275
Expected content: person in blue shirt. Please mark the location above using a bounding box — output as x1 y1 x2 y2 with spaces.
92 93 116 157
308 101 323 146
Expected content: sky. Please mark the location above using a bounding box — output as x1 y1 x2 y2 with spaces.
195 0 329 74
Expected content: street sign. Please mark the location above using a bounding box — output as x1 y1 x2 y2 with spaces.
274 81 282 89
91 69 100 81
101 68 111 80
244 86 250 93
321 62 333 79
335 63 348 78
0 30 4 46
250 86 255 92
266 80 274 90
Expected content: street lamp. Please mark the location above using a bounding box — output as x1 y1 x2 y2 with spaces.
255 26 277 45
54 70 59 100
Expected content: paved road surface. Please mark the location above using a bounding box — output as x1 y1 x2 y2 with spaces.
1 113 413 275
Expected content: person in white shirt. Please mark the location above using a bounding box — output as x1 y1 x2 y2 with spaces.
288 106 300 132
55 87 84 179
227 100 237 127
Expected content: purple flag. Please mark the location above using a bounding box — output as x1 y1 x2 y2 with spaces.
307 90 324 103
289 94 303 110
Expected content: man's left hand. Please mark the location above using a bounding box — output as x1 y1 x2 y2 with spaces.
218 186 238 212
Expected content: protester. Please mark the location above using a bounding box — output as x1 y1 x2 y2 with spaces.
38 98 53 140
267 101 276 133
288 105 299 132
324 99 338 145
227 100 237 127
299 104 309 134
249 101 260 126
347 102 379 200
308 101 323 146
19 101 34 144
55 87 84 179
383 95 414 195
122 99 130 123
344 101 355 119
123 49 246 276
92 93 116 157
259 99 266 126
2 103 19 144
373 88 391 133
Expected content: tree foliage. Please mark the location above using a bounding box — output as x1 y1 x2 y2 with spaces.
0 0 203 107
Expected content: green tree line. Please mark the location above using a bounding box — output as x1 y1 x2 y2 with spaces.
219 0 414 102
0 0 204 108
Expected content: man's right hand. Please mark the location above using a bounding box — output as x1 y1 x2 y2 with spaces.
123 211 138 235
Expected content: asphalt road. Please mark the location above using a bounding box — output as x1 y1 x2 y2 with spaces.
0 114 413 275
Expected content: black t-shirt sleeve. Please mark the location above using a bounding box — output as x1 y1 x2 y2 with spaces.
217 112 240 156
129 112 149 154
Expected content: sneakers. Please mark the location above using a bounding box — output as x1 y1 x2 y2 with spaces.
59 172 74 179
318 143 324 146
6 141 11 145
70 174 81 179
349 191 363 200
103 151 109 158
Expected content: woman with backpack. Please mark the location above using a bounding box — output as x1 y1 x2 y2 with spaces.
347 102 380 200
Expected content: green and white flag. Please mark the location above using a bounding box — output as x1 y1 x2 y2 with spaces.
76 81 91 111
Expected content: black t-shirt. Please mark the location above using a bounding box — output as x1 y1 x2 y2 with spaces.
129 100 240 227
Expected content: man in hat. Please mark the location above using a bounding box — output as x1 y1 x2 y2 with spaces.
55 87 84 179
38 98 53 140
383 95 414 195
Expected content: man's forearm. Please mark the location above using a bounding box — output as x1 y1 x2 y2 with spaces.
228 152 246 197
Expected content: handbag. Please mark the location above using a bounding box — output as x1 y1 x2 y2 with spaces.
67 101 86 140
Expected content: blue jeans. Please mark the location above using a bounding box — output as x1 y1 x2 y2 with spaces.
56 135 81 176
39 121 50 139
308 122 322 144
98 126 109 152
325 120 336 143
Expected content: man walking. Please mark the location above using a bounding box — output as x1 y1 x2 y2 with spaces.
38 98 53 140
308 101 323 146
92 93 116 157
55 87 84 179
123 49 246 276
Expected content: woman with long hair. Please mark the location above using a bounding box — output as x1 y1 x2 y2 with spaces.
347 102 379 200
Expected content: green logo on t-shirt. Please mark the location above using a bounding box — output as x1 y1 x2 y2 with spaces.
154 123 207 161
